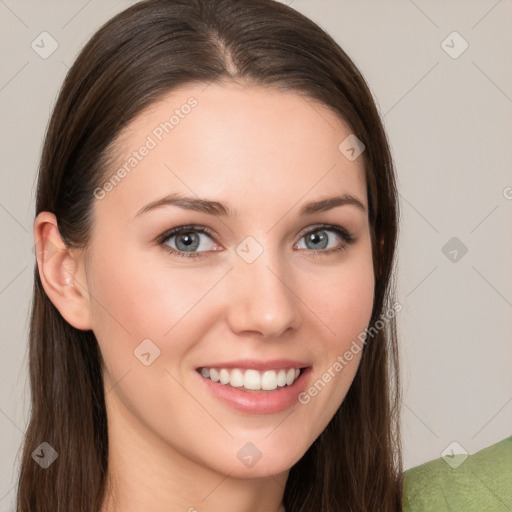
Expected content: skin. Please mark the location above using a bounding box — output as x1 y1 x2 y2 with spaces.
34 81 375 512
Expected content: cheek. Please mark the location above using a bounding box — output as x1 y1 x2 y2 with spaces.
90 246 192 331
303 248 375 347
286 248 374 451
86 245 226 369
332 263 375 338
298 246 373 384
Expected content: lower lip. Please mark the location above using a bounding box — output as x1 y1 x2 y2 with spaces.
196 367 312 415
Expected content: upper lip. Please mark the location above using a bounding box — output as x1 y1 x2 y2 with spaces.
196 359 311 371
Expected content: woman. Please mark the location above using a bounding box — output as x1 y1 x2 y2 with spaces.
18 0 402 510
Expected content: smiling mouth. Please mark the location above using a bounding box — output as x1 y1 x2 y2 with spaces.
196 366 307 392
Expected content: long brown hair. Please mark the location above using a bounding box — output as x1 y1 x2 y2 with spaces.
17 0 402 510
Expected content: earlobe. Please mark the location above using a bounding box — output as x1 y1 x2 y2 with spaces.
33 212 93 331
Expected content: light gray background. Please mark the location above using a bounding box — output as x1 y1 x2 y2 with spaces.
1 0 511 508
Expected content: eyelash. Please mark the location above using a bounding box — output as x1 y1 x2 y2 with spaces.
156 223 356 260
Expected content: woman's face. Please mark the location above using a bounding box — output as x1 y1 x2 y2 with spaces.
81 82 374 477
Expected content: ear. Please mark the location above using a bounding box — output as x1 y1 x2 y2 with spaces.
33 212 93 330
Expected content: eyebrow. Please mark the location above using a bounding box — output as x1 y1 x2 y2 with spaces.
134 192 367 218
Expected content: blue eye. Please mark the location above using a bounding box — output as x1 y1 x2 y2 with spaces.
295 225 355 256
157 226 218 259
156 224 356 259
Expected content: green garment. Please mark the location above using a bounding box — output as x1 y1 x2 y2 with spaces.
402 435 512 511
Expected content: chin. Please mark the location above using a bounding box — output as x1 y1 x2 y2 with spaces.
209 443 308 479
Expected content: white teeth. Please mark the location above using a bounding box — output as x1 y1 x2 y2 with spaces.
261 370 277 390
230 368 244 387
219 368 230 385
277 369 287 387
199 367 302 390
244 369 261 390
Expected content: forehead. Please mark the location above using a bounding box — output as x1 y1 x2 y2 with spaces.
95 81 367 221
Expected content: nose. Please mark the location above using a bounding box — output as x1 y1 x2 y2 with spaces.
225 247 302 339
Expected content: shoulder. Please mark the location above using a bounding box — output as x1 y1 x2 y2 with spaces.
402 435 512 512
